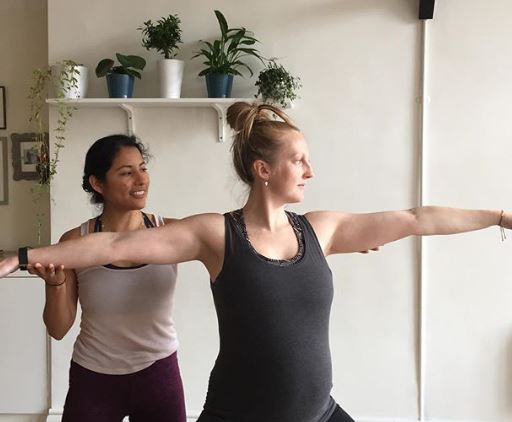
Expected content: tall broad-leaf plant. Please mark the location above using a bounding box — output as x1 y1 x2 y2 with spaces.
193 10 263 77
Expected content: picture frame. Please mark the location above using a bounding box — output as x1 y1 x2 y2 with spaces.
0 137 8 205
11 132 48 181
0 86 5 130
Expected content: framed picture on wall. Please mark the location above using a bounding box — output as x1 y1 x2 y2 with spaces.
0 86 5 130
11 132 48 181
0 137 8 205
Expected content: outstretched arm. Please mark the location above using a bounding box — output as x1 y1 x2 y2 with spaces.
0 213 223 277
306 207 510 255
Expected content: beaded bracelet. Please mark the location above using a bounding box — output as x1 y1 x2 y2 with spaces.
45 279 66 287
498 210 507 242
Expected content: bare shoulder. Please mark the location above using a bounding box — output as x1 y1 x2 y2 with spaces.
304 210 349 227
163 213 225 259
182 213 225 233
303 211 354 247
156 213 224 235
162 213 223 228
59 226 83 242
163 217 178 225
304 210 330 224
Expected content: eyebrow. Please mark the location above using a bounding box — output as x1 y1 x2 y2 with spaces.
115 162 146 171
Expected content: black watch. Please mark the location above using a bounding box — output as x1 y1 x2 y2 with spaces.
18 247 30 271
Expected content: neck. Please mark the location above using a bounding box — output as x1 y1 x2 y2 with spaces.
243 189 288 232
100 208 145 232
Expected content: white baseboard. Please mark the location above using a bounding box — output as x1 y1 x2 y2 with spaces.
42 410 494 422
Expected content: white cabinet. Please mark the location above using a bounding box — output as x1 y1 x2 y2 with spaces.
0 271 47 413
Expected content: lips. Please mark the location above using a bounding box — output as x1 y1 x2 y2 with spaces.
131 190 146 198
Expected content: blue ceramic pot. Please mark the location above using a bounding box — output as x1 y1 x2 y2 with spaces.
106 73 134 98
205 73 234 98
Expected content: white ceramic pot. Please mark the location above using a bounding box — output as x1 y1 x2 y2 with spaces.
51 64 88 99
158 59 184 98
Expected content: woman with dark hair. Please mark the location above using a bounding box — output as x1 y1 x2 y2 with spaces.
30 134 185 422
1 103 510 422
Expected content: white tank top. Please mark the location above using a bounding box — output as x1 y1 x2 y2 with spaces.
72 214 179 375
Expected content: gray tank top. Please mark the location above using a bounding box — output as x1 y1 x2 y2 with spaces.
72 214 179 375
201 210 337 422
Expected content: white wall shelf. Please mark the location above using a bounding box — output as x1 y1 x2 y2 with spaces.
47 98 255 142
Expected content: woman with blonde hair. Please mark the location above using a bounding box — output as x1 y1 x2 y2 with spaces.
1 102 510 422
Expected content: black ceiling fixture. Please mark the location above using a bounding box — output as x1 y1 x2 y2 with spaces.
419 0 435 19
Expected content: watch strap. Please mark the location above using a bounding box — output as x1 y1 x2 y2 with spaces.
18 247 30 271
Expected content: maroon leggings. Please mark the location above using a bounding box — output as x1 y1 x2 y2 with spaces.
62 352 186 422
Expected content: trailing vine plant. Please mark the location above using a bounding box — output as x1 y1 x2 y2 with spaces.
28 60 80 243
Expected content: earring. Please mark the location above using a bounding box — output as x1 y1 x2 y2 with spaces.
264 181 269 187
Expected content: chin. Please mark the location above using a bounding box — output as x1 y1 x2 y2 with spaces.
131 199 147 209
285 194 304 204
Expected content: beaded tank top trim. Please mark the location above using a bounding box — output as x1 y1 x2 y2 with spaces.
230 209 305 266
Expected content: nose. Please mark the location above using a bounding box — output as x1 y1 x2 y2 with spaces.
304 161 314 179
135 169 149 185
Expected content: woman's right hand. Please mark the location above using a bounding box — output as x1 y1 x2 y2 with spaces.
28 263 66 286
0 256 19 277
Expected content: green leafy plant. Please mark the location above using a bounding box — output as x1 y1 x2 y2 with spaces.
192 10 263 76
95 53 146 79
29 60 80 185
255 59 302 107
138 14 183 59
28 59 80 243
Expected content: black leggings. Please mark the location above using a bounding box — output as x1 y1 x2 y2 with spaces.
327 405 355 422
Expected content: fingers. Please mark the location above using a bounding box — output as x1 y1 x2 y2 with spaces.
30 263 66 285
0 256 20 277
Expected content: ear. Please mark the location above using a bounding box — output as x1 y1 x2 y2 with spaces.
252 159 272 183
89 175 104 195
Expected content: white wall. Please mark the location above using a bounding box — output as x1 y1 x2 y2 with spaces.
2 0 512 421
425 0 512 420
0 2 49 422
0 0 50 251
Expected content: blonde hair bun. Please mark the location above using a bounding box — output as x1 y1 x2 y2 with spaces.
227 101 299 185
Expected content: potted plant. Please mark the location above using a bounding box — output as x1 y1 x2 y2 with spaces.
192 10 263 98
51 60 88 99
138 14 184 98
255 59 302 108
95 53 146 98
29 61 80 187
